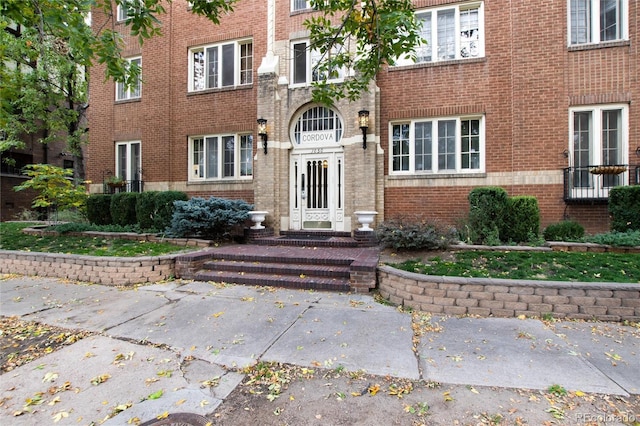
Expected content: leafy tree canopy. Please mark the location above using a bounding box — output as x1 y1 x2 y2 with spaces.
0 0 422 156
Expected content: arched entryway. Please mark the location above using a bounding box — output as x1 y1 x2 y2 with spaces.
289 106 345 231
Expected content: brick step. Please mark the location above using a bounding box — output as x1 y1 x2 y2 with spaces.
202 260 351 279
205 251 354 266
193 269 351 292
252 236 358 248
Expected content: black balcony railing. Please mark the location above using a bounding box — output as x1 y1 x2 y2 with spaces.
103 179 144 194
564 164 640 204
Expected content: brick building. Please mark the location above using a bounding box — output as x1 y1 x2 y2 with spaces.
87 0 639 235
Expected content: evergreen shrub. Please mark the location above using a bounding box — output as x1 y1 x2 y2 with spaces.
110 192 139 226
543 220 585 242
166 196 253 240
152 191 188 231
377 217 458 251
503 196 540 243
609 186 640 232
87 194 112 225
467 187 508 244
135 191 157 230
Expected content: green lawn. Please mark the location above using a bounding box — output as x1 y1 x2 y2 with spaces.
389 250 640 283
0 222 189 257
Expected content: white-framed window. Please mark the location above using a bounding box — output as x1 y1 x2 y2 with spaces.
189 134 253 180
292 106 344 145
116 0 141 22
568 0 627 45
390 116 484 174
569 104 628 194
291 0 311 12
115 57 141 101
115 141 141 182
397 2 484 66
189 39 253 92
291 40 345 86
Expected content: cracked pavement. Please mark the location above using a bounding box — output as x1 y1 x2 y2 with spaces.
1 276 638 424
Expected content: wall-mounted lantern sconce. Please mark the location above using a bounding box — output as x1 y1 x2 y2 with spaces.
358 110 369 150
636 147 640 157
257 118 268 154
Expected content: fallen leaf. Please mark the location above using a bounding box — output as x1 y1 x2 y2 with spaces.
156 411 169 419
90 374 111 385
52 410 69 422
175 399 186 406
212 312 224 318
43 372 58 383
147 390 163 400
368 384 380 396
48 396 61 406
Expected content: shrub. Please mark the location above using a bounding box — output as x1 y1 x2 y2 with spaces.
135 191 157 230
467 187 508 244
543 220 584 242
583 230 640 247
503 196 540 243
135 191 188 232
87 194 112 225
609 186 640 232
166 196 253 240
52 222 137 234
110 192 139 226
377 217 458 251
153 191 188 231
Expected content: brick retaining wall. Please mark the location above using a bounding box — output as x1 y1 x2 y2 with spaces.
0 250 179 286
378 265 640 322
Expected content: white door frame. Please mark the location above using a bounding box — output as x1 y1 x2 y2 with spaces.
289 148 344 231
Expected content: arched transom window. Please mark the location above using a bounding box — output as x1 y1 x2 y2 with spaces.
293 106 343 146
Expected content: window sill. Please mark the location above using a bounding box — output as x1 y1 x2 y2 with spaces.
568 40 630 52
389 57 486 72
115 97 141 105
187 84 253 96
290 9 314 16
388 172 486 180
187 178 253 185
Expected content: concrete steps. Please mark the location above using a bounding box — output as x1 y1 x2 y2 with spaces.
185 232 379 292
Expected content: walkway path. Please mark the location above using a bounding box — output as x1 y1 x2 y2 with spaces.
1 276 638 424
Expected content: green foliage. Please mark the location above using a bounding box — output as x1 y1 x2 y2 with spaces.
110 192 139 227
166 197 253 240
305 0 422 104
467 187 508 245
608 186 640 232
13 164 87 216
543 221 585 242
153 191 189 231
87 194 113 225
503 196 540 243
0 222 184 257
135 191 157 230
377 217 458 251
135 191 188 232
51 222 137 234
391 250 640 283
583 230 640 247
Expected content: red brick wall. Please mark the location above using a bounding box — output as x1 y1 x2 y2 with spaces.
87 1 263 200
86 1 638 235
377 0 637 234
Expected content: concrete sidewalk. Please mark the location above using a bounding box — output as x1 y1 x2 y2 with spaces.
1 276 638 425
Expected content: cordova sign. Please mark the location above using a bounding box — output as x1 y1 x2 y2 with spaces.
300 130 335 144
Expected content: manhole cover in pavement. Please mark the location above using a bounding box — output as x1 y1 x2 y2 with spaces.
140 412 210 426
